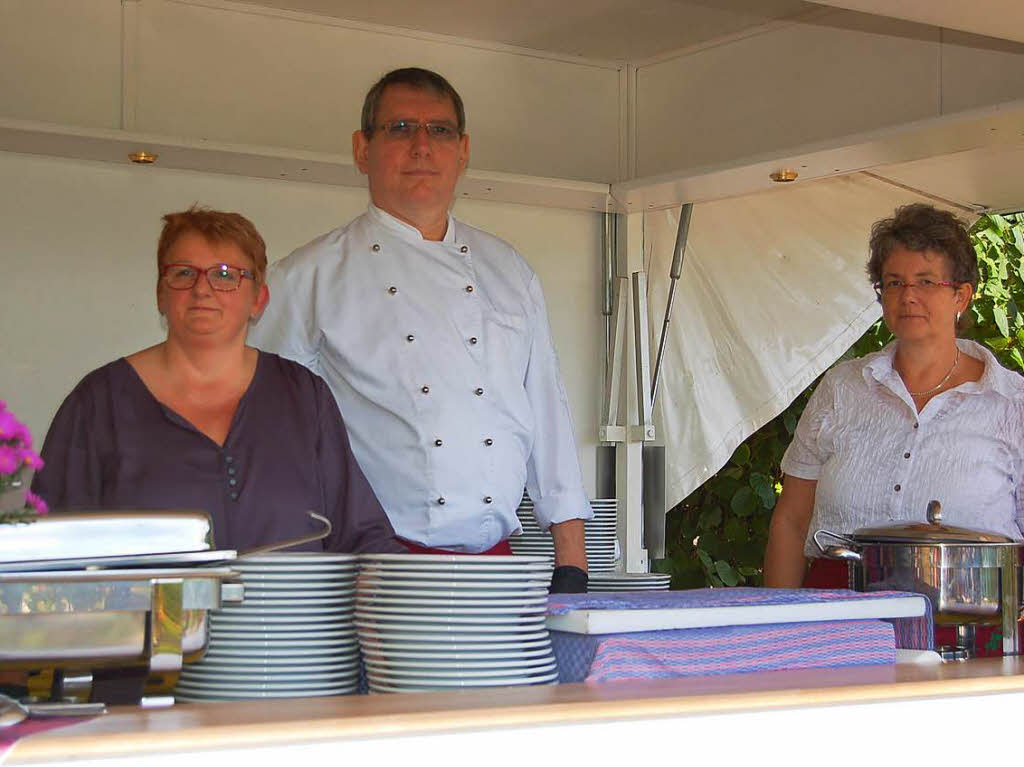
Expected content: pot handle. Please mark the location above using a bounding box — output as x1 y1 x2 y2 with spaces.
813 529 862 562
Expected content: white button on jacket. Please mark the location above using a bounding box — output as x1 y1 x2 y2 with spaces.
249 206 593 553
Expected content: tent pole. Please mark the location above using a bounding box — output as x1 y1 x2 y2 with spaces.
651 203 692 406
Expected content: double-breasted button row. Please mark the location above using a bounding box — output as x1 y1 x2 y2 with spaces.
433 495 494 505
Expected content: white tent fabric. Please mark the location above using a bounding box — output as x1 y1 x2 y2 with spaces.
647 173 951 508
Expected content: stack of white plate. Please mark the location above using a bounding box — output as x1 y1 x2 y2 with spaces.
175 553 360 702
355 554 558 693
510 497 618 572
587 571 671 592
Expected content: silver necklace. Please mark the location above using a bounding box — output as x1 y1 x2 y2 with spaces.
906 347 960 397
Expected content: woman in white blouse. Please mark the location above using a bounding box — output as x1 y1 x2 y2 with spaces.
764 203 1024 589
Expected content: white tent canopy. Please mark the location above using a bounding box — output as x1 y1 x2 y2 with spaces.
647 173 965 507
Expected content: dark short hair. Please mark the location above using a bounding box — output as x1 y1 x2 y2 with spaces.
157 205 267 283
867 203 979 291
360 67 466 137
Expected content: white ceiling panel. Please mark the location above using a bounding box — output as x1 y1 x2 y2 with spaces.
236 0 815 61
870 143 1024 214
807 0 1024 45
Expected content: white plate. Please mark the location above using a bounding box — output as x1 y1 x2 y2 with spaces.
358 571 552 584
211 626 356 639
355 595 548 608
360 642 551 659
176 686 359 702
192 656 359 672
176 680 358 694
224 601 355 613
238 553 358 564
356 625 546 637
364 660 556 679
367 669 559 690
358 635 552 650
356 606 548 618
181 669 360 685
354 626 548 643
364 654 554 671
212 611 352 625
238 572 357 582
240 587 355 597
352 614 548 626
359 554 549 564
203 647 360 663
354 600 546 615
355 586 549 600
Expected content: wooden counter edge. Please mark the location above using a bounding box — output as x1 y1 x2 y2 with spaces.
11 658 1024 763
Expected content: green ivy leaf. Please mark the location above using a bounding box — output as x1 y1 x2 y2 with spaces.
714 559 740 587
985 336 1011 352
730 443 751 466
730 487 757 517
783 411 797 435
1011 347 1024 372
723 517 747 541
994 305 1011 338
698 506 723 530
749 472 776 508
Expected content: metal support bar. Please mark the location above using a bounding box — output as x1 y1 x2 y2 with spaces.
651 202 692 406
631 271 654 441
599 277 629 443
602 212 617 382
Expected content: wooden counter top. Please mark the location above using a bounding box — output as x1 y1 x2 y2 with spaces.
10 656 1024 763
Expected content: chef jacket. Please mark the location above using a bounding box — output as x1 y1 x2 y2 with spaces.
249 205 593 553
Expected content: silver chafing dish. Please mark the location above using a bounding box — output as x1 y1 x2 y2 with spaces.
0 511 242 704
814 501 1024 659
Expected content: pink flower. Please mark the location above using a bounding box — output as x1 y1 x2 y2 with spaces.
0 445 19 475
22 450 43 472
24 491 48 515
0 410 20 441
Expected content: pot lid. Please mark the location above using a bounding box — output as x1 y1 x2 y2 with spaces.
851 501 1015 544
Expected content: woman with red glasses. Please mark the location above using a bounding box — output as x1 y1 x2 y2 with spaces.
764 204 1024 612
32 206 401 554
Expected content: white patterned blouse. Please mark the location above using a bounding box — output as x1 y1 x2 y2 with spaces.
781 339 1024 557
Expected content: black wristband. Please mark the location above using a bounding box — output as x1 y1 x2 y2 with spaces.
550 565 588 594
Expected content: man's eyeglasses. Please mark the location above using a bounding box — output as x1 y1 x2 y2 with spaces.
161 263 256 292
373 120 461 142
873 279 960 299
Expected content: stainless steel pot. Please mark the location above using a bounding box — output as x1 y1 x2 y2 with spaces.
814 501 1024 656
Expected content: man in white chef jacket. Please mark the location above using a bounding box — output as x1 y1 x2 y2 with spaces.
250 67 592 592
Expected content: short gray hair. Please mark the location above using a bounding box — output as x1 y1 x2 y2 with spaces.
360 67 466 137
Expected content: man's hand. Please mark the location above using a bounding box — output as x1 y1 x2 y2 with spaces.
549 518 588 593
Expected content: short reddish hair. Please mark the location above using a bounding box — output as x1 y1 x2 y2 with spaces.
157 206 268 283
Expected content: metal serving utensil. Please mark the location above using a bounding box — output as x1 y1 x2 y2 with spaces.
236 512 333 558
0 693 106 728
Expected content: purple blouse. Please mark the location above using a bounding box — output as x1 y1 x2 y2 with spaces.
32 352 403 553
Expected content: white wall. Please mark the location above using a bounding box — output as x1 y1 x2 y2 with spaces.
0 0 622 184
0 150 602 496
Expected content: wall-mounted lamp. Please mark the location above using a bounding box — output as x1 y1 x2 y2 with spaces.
769 169 798 183
128 151 158 164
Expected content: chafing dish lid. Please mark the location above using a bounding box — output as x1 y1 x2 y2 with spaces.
0 510 215 564
851 500 1016 544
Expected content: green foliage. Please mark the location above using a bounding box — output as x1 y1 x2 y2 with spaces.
653 212 1024 589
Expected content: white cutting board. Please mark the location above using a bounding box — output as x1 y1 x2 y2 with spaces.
545 595 927 635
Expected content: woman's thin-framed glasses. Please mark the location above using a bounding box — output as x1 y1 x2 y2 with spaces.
161 263 256 292
374 120 460 142
873 278 960 299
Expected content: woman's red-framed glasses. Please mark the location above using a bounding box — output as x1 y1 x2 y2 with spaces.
161 263 256 292
873 278 960 299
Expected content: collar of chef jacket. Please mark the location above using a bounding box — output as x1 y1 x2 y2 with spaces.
366 203 458 246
